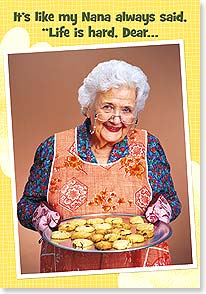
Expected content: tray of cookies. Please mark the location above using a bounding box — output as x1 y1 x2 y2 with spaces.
42 213 172 253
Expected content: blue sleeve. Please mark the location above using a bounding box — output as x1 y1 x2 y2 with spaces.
147 132 182 221
17 136 55 230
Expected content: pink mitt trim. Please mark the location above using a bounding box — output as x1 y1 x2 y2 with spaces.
145 194 172 223
32 202 61 233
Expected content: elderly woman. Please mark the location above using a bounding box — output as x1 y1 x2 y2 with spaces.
17 60 181 272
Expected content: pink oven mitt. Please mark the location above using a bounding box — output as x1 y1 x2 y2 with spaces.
32 202 61 238
145 193 172 224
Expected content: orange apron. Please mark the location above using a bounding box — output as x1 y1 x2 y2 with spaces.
40 128 171 272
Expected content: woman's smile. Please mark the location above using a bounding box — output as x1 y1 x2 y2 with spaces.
103 123 123 133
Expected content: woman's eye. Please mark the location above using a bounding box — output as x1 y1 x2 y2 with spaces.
122 107 131 113
102 105 113 111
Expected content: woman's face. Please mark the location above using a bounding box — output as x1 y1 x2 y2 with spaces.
88 85 137 148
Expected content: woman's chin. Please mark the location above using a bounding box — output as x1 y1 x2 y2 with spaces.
101 133 123 145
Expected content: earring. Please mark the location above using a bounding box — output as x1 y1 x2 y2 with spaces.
90 125 96 135
90 113 97 134
131 116 138 130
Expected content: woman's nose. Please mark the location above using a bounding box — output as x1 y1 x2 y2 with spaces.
110 115 122 124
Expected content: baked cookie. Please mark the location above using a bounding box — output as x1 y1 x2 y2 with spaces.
142 229 155 239
135 223 154 239
121 222 131 230
129 215 145 224
58 222 76 232
112 240 132 250
51 231 71 240
72 238 93 250
86 218 104 225
71 231 92 240
104 217 123 225
89 233 105 243
69 219 87 226
126 233 144 243
107 227 121 234
95 229 108 235
111 224 123 229
135 223 154 232
104 233 121 242
75 225 95 233
95 241 113 250
119 229 132 236
93 223 112 231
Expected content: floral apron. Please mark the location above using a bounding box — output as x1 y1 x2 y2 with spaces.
40 128 171 272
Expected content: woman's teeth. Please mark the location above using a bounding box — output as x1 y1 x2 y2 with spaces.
104 125 122 132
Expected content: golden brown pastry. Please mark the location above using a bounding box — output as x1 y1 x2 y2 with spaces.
51 231 71 240
72 238 93 250
119 229 132 236
104 233 122 242
129 215 145 224
95 241 113 250
58 222 76 232
112 240 132 250
75 225 95 233
135 223 154 239
126 233 144 243
142 230 155 239
93 223 112 231
86 218 104 225
104 217 123 225
71 231 92 240
69 219 87 226
135 223 154 232
121 222 131 230
89 233 105 243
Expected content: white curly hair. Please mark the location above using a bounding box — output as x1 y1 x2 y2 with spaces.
78 59 150 116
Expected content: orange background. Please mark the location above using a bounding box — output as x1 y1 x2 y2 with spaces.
8 43 193 274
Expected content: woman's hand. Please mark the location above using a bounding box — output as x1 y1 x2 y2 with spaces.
145 193 172 224
32 202 61 234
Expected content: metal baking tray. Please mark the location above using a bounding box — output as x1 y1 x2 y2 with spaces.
42 213 172 253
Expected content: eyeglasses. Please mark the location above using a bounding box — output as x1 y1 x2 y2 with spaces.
95 108 136 125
